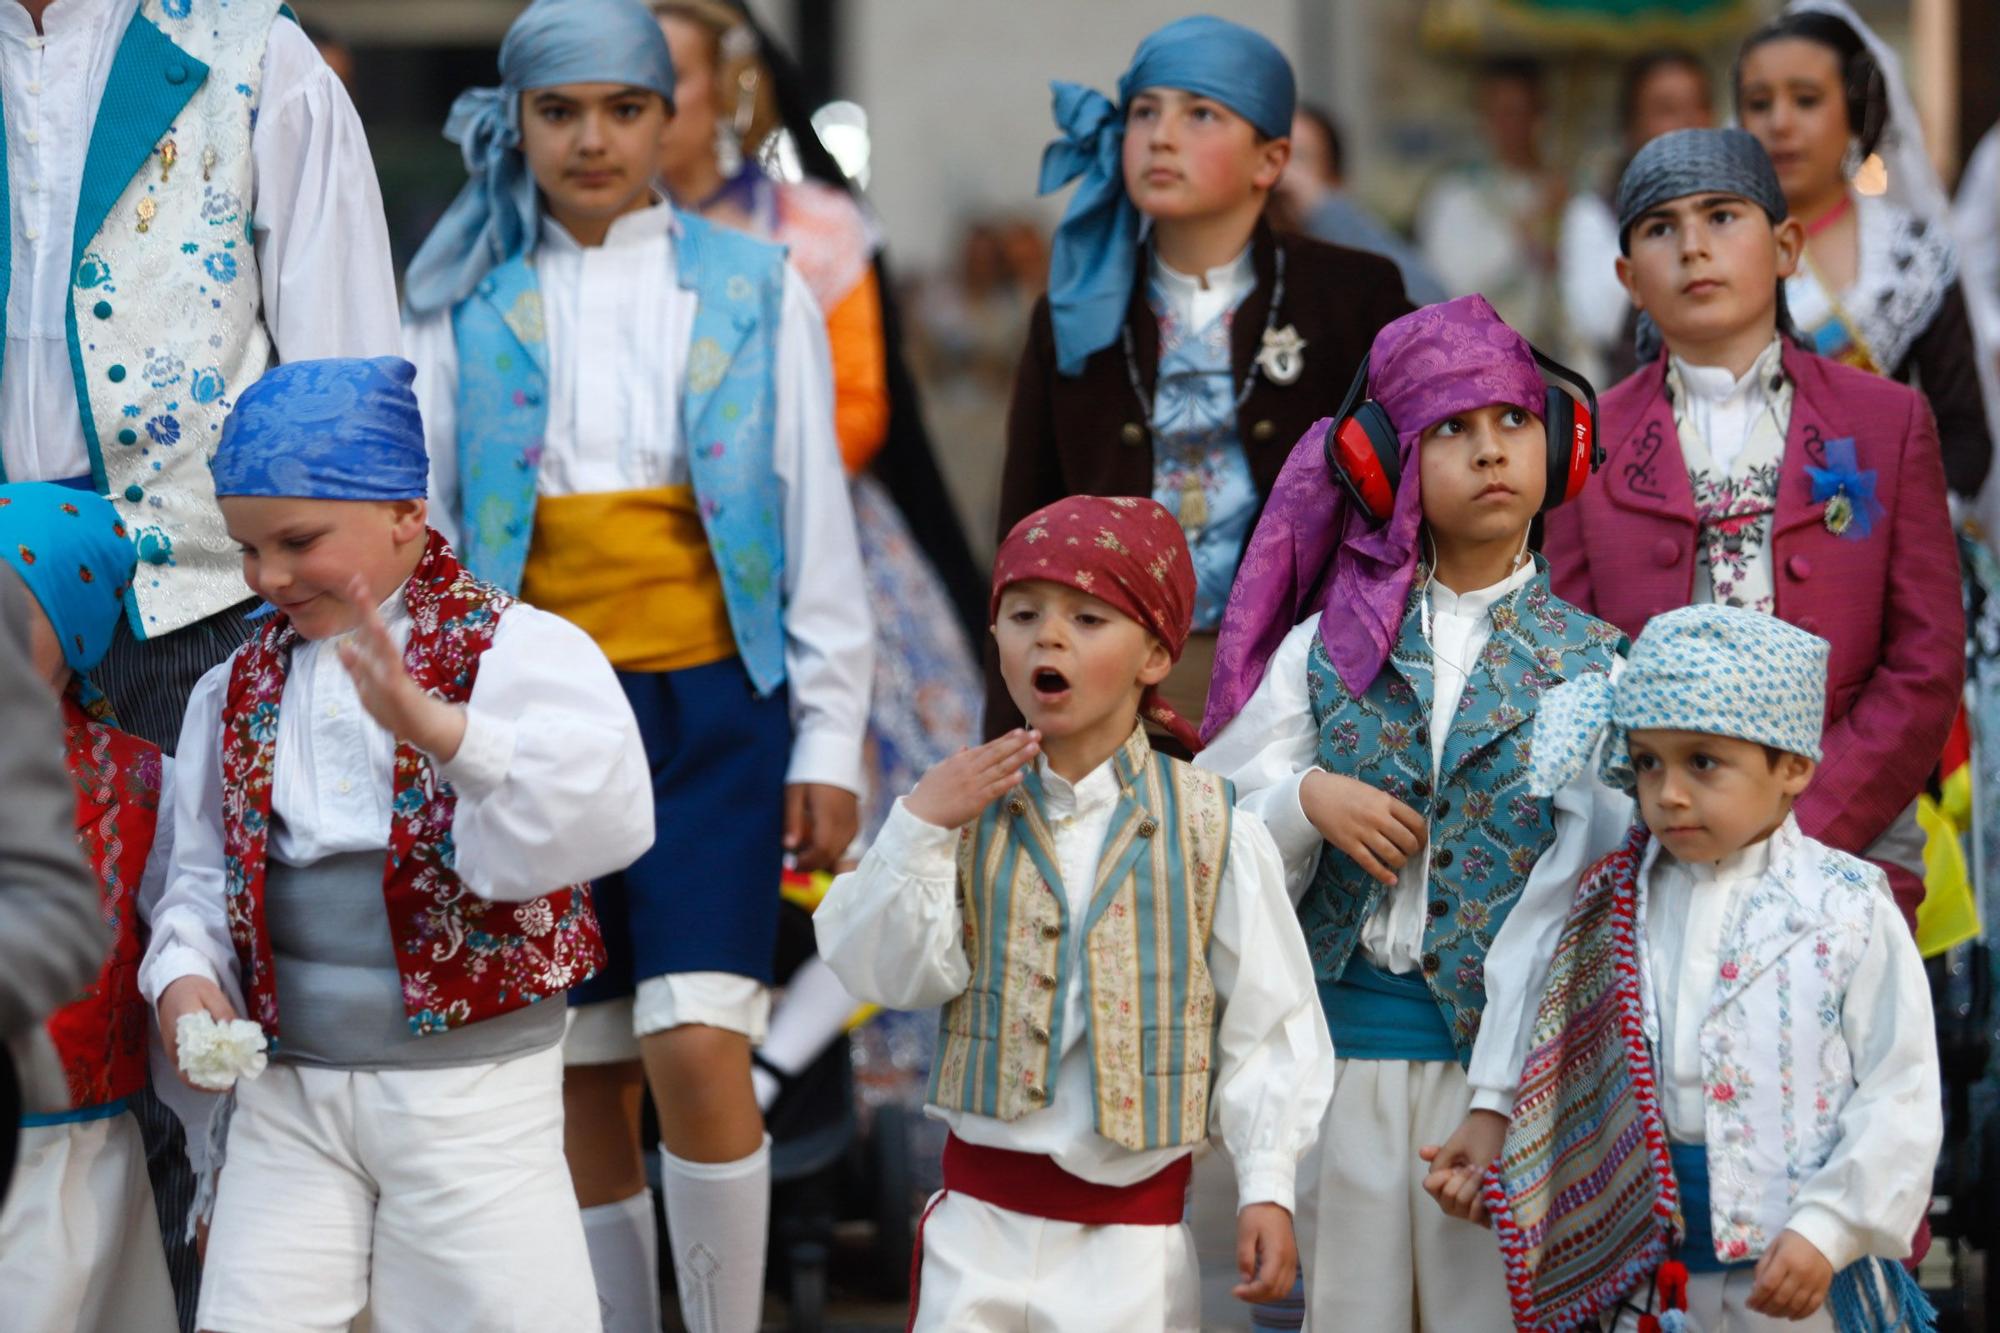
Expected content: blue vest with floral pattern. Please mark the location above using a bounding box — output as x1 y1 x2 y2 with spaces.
448 210 789 695
1302 566 1623 1063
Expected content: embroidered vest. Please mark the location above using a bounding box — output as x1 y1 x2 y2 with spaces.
449 210 789 694
0 0 278 638
45 695 162 1110
219 531 605 1040
1302 567 1622 1062
929 728 1233 1152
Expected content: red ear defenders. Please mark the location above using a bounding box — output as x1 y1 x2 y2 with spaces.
1322 347 1602 523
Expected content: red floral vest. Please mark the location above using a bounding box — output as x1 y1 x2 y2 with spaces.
220 531 605 1041
49 695 162 1109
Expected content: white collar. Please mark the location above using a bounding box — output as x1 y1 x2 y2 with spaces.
1149 244 1255 303
538 197 677 255
0 0 128 40
1034 750 1123 816
1641 811 1789 886
1428 557 1536 621
1669 336 1785 406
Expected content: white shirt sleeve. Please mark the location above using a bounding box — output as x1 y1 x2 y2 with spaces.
139 664 245 1011
812 799 969 1010
1204 813 1336 1213
405 312 463 550
1418 176 1520 300
1558 193 1631 354
1952 125 2000 348
1199 616 1325 904
251 21 402 364
772 265 873 795
1784 891 1943 1272
439 605 655 902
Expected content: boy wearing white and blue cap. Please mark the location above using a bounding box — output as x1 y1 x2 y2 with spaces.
403 0 874 1326
141 356 652 1331
1467 605 1940 1332
990 15 1413 742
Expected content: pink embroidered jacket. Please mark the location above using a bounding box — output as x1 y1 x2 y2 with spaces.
1543 344 1963 922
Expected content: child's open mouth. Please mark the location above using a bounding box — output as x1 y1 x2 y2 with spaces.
1032 667 1072 701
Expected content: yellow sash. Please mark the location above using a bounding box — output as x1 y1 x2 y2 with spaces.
518 486 736 672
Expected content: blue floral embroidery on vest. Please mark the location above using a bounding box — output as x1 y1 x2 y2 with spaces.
1302 567 1623 1063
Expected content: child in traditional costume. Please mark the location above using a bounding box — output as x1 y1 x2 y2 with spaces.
402 1 872 1327
991 16 1414 740
816 495 1332 1331
1480 605 1940 1332
0 484 176 1331
1201 295 1630 1332
141 355 653 1332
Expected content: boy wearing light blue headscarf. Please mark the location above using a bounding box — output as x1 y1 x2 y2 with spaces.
989 15 1414 741
403 3 874 1330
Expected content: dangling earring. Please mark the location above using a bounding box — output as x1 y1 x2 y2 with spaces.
714 119 743 180
1839 135 1864 181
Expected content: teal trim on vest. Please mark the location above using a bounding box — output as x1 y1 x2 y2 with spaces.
1301 565 1624 1064
21 1096 131 1129
1318 957 1458 1062
65 13 209 495
450 210 789 694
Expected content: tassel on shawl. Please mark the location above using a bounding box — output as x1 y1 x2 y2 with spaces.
1828 1257 1937 1333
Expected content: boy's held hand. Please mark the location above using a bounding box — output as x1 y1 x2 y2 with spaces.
1300 770 1427 886
904 730 1040 831
785 783 860 873
1419 1109 1507 1226
334 576 467 762
1747 1229 1833 1320
157 975 238 1091
1233 1202 1298 1305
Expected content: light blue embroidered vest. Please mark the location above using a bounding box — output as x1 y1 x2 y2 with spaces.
1302 566 1623 1063
0 0 283 639
449 210 788 694
1146 283 1257 633
929 728 1233 1152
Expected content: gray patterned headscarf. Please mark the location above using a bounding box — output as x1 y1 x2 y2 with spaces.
1615 128 1799 361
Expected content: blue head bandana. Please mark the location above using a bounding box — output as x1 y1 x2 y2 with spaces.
0 483 137 676
402 0 678 316
212 357 429 502
1040 15 1296 377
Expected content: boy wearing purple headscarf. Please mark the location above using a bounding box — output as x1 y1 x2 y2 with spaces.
1202 296 1629 1331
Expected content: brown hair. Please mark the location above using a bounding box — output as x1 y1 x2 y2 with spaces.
648 0 781 155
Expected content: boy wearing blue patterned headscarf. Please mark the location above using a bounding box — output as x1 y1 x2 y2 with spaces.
139 355 654 1330
0 484 183 1332
988 16 1414 744
403 1 874 1328
1464 605 1941 1333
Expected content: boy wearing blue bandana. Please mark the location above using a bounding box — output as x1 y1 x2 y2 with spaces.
402 1 872 1329
989 15 1414 743
1471 606 1940 1333
141 356 652 1331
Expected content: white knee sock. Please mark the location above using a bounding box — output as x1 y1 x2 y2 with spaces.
657 1136 770 1333
580 1191 662 1333
754 958 861 1111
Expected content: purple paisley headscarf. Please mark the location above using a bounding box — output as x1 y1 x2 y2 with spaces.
1201 295 1545 744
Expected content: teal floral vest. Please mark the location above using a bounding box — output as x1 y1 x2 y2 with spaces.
447 210 789 695
1302 566 1623 1062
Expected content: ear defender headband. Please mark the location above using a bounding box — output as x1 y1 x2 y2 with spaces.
1322 348 1602 523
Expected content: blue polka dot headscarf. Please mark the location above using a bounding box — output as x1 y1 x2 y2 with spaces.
1528 604 1829 797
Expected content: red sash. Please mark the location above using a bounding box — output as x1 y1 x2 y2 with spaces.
46 695 161 1109
220 530 605 1041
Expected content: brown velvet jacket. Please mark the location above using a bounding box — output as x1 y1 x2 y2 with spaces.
985 222 1414 735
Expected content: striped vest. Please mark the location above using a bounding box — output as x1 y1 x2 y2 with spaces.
929 727 1233 1152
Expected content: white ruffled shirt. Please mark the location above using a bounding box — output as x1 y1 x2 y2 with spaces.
813 751 1334 1211
138 583 655 1009
404 202 873 795
0 0 401 483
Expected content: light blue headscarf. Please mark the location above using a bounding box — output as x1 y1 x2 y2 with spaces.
0 483 137 677
402 0 678 316
1040 16 1296 377
212 358 429 501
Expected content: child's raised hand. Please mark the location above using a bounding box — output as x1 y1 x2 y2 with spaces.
903 730 1040 830
1747 1229 1834 1320
1419 1109 1507 1226
334 576 467 762
157 974 238 1091
1232 1202 1298 1305
1300 770 1427 886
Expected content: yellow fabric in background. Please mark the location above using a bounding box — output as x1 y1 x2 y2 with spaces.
1915 791 1981 958
518 485 736 673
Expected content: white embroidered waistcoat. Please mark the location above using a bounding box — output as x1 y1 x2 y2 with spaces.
1639 819 1880 1261
0 0 279 637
